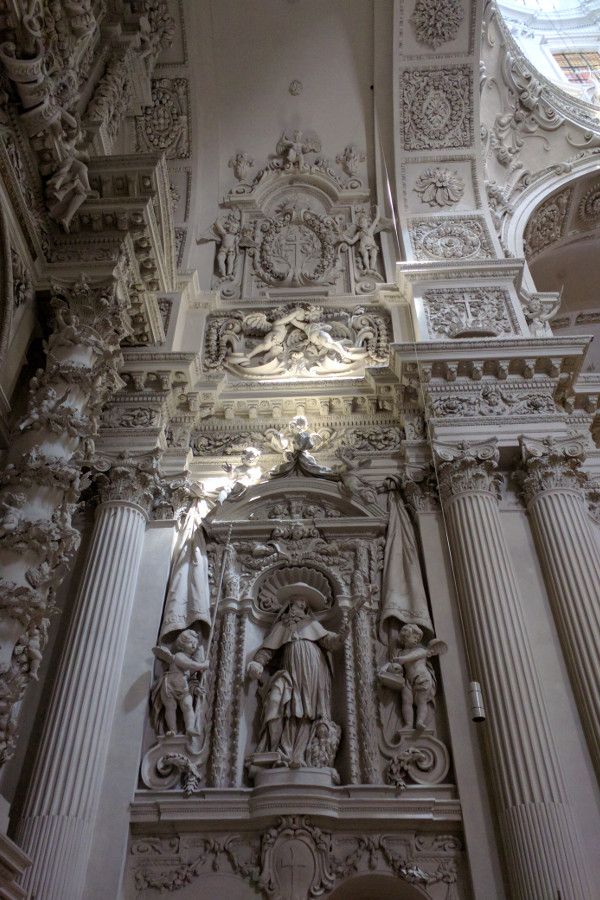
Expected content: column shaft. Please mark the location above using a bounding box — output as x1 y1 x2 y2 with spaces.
435 440 589 900
527 488 600 775
18 500 147 900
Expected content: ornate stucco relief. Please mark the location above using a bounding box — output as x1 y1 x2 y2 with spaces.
401 67 472 150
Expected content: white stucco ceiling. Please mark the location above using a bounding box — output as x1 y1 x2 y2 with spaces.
168 0 380 283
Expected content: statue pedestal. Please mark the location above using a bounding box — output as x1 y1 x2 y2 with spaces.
250 766 340 787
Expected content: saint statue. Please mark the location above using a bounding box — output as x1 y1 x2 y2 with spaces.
246 595 343 770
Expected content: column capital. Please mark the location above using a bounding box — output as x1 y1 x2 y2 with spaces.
95 451 163 516
518 434 588 504
433 439 501 503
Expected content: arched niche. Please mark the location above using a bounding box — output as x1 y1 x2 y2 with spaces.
328 872 431 900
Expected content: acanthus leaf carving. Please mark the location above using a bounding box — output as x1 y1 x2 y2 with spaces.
518 434 589 504
433 439 502 501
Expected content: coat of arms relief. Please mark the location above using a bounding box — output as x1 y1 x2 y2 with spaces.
197 131 392 299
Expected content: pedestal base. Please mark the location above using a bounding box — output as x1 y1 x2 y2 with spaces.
250 766 340 787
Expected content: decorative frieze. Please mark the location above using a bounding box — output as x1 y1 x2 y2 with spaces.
429 386 558 418
129 820 465 898
203 304 389 379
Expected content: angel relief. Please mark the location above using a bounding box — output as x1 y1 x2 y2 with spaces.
275 129 321 171
204 303 389 379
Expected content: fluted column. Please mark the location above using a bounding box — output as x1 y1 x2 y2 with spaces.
434 439 589 900
519 434 600 779
17 456 159 900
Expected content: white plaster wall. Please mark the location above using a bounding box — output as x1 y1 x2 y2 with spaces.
85 520 175 900
184 0 377 283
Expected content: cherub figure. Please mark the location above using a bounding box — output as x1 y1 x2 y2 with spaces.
151 629 208 736
379 624 447 731
345 205 389 274
270 415 322 461
46 120 97 231
23 620 48 681
214 214 240 278
241 307 309 364
220 446 263 502
276 130 321 170
197 212 240 280
306 717 342 769
335 446 378 507
19 387 69 432
521 290 562 337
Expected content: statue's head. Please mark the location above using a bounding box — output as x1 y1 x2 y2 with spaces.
282 597 309 621
241 446 261 465
289 415 308 432
292 130 302 141
175 629 199 653
399 623 423 647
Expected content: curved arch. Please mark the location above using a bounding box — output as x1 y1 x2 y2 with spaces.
249 168 368 212
501 153 600 290
209 477 376 521
328 872 431 900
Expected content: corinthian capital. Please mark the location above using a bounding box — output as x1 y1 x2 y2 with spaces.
96 451 162 515
433 439 501 502
518 434 588 504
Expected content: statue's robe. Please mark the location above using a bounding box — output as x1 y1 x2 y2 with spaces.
160 499 211 641
253 618 337 765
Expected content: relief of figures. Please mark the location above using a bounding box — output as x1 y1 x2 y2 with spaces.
204 303 389 379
